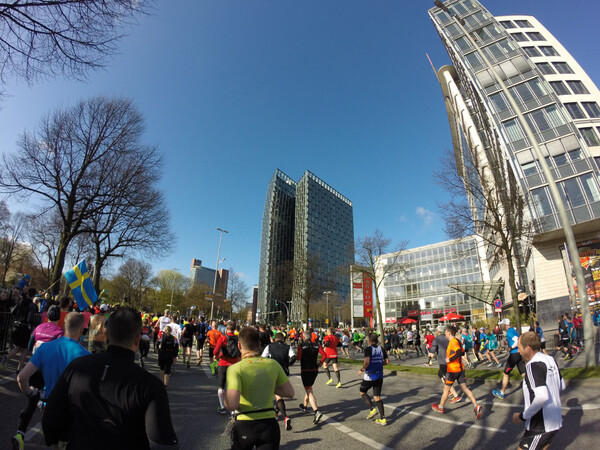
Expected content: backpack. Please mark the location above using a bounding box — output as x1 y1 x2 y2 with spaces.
161 334 177 355
223 335 241 358
197 322 208 339
464 333 473 349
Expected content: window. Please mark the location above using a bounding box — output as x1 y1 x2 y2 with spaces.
562 178 586 207
553 62 574 74
536 62 556 74
483 39 514 59
553 153 568 167
569 149 583 161
511 32 528 42
525 105 565 133
465 52 482 68
521 161 538 176
567 81 589 95
580 128 600 147
499 20 516 29
550 81 570 96
527 32 545 41
582 102 600 118
581 173 600 202
531 187 553 216
503 119 526 142
515 20 533 28
523 46 541 57
539 46 559 56
455 36 471 51
564 103 586 119
510 79 547 104
489 92 508 112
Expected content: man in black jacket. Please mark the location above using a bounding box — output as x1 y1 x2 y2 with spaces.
262 332 296 430
296 330 327 424
43 307 179 449
1 287 38 373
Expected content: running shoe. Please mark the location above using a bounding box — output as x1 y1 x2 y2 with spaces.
431 403 444 414
366 408 378 420
313 411 323 424
284 416 292 431
565 355 574 361
299 404 308 413
427 360 432 366
336 382 342 388
375 418 387 426
326 379 333 385
492 389 504 399
496 363 502 368
217 406 228 415
11 432 24 450
487 362 493 367
140 357 144 368
474 404 483 420
449 395 463 404
197 359 202 366
563 353 570 360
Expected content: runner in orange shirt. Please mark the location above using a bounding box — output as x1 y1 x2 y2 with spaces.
206 320 223 364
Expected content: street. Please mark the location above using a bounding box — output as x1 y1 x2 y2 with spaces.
1 347 599 449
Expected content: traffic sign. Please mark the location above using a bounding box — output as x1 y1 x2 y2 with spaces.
494 298 502 313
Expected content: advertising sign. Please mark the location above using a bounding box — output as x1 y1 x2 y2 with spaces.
566 238 600 308
352 272 364 318
363 274 374 318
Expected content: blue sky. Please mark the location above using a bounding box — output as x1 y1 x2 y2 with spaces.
1 0 599 290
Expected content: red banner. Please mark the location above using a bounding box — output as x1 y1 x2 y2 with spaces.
363 274 373 318
419 308 456 316
407 310 419 316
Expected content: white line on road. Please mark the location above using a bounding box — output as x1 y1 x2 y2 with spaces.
480 401 600 410
322 414 394 450
25 421 42 441
385 403 507 433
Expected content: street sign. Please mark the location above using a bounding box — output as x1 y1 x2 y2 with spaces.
494 298 502 313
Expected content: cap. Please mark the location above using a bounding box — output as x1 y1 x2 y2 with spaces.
24 274 31 280
100 304 109 311
436 325 445 332
499 318 510 326
47 305 61 322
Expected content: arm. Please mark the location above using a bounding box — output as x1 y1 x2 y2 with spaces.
288 346 296 366
274 380 294 398
145 383 179 449
358 356 371 375
17 361 40 396
318 345 327 361
213 336 224 357
42 371 70 446
261 345 270 358
224 388 241 411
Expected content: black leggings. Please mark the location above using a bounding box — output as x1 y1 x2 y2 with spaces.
231 418 280 450
139 339 150 358
18 370 44 432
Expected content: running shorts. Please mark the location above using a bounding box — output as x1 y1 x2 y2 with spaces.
181 337 192 348
519 429 558 450
504 352 525 375
540 341 546 350
324 357 338 365
158 353 174 374
438 364 448 381
231 418 279 450
196 338 206 350
12 325 30 349
209 347 215 360
359 378 383 396
445 370 466 386
218 365 229 389
300 371 318 388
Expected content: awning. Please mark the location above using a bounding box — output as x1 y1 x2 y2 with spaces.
448 280 504 306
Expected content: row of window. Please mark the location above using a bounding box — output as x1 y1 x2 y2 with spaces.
564 102 600 120
503 104 566 141
521 149 584 177
531 173 600 217
500 19 533 29
537 61 574 75
523 45 559 57
581 128 600 147
549 80 589 96
511 31 545 42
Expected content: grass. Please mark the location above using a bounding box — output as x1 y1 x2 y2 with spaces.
338 357 600 381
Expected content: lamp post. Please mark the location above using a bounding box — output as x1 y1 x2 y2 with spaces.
433 0 594 365
275 300 290 323
323 291 332 326
210 227 229 321
168 268 179 314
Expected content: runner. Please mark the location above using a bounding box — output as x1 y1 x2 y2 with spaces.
157 325 179 387
341 330 350 357
414 328 423 356
428 327 461 402
180 318 195 369
534 321 548 355
139 318 153 367
213 321 241 414
432 325 483 419
296 330 327 424
460 327 474 369
512 331 565 450
207 320 223 364
322 327 342 388
195 316 209 365
493 318 526 399
424 329 435 366
482 327 501 367
359 333 390 425
262 332 296 430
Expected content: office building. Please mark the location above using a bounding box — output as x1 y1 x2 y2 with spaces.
429 0 600 328
190 258 228 298
258 169 354 324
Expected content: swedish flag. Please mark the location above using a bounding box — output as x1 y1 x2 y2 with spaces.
65 260 98 310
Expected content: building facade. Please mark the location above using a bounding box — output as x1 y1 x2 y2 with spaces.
190 259 228 298
258 169 354 324
376 236 492 329
429 0 600 328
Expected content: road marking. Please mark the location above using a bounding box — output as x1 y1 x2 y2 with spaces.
481 401 600 410
25 421 42 441
385 403 507 433
322 414 393 450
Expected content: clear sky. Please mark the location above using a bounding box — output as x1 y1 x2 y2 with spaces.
1 0 599 292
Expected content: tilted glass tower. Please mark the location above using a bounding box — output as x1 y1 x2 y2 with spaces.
258 169 354 324
429 0 600 328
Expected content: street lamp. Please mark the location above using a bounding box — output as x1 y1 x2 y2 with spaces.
323 291 332 326
433 0 594 365
275 300 290 323
168 268 179 314
210 227 229 320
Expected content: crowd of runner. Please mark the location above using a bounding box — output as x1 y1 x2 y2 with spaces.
0 280 584 449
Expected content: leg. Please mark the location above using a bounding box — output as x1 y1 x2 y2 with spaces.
306 388 318 411
439 384 452 408
458 382 478 406
333 363 341 384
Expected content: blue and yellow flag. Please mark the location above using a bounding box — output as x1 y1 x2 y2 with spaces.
65 260 98 310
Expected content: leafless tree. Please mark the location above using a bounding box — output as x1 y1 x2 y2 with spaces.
108 258 153 309
0 203 28 285
291 248 328 325
0 96 170 295
354 229 408 338
0 0 150 90
227 267 249 319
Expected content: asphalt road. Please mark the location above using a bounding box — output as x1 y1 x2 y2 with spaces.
1 350 599 449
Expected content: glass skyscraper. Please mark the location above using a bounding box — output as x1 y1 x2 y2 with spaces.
429 0 600 328
258 169 354 324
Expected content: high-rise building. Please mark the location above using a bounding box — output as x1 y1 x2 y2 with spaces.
429 1 600 328
258 169 354 324
190 259 228 299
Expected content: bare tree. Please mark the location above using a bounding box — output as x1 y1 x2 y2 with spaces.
109 258 153 309
0 96 169 295
227 267 249 320
0 204 28 285
0 0 150 89
354 229 408 338
151 269 189 314
291 248 328 326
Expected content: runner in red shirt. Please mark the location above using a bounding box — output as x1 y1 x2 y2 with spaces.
424 329 435 366
213 322 241 414
322 328 342 388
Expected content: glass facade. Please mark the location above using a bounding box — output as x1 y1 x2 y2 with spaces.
258 169 354 324
381 237 485 327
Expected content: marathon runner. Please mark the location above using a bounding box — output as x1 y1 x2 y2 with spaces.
358 333 389 425
296 330 327 425
322 328 342 388
493 318 526 400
